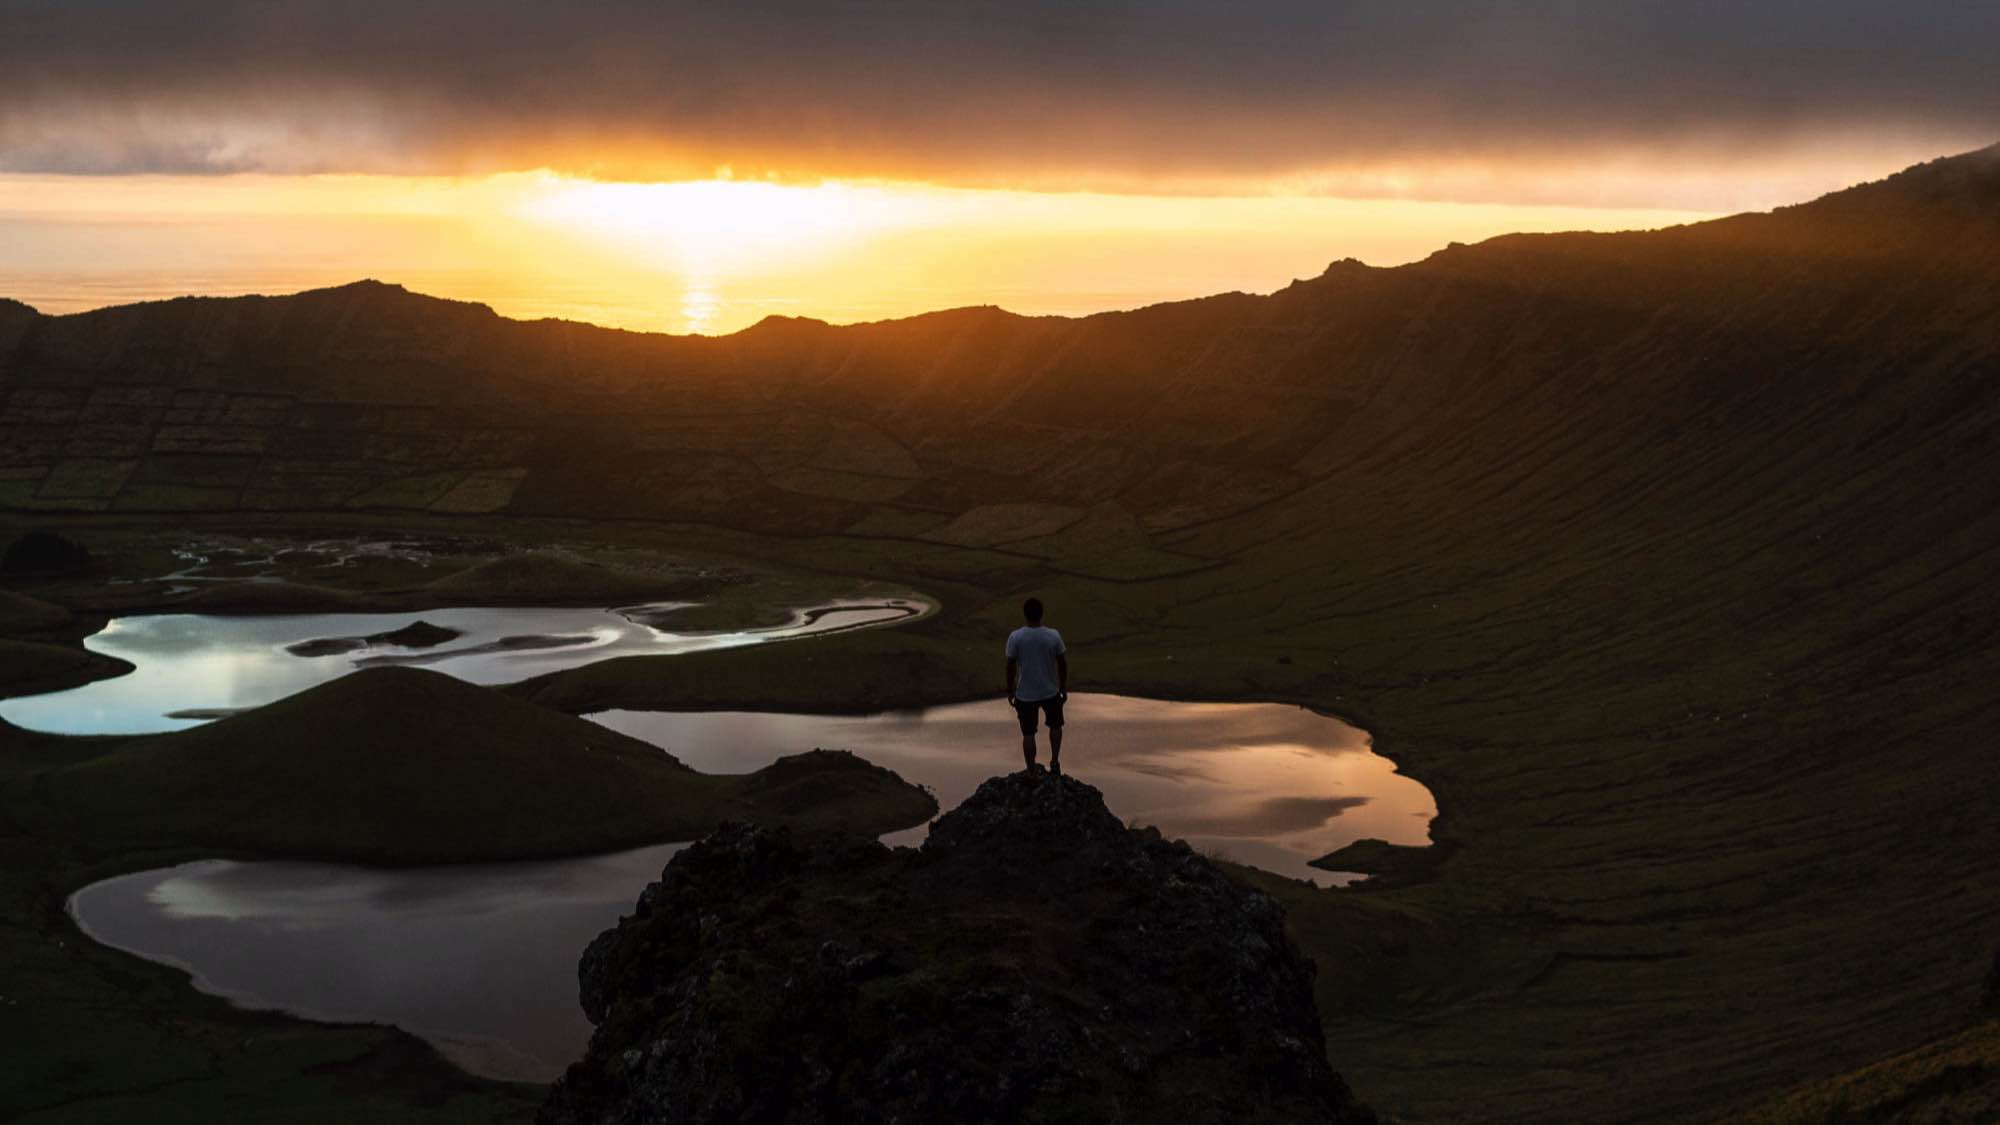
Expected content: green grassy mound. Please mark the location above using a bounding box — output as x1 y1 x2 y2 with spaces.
9 666 935 863
0 589 70 634
0 637 130 700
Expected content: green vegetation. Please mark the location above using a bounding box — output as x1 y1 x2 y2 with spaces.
8 666 935 863
1727 1021 1999 1123
0 638 128 698
0 817 545 1123
1 147 1996 1121
0 591 71 632
0 664 934 1122
0 718 543 1122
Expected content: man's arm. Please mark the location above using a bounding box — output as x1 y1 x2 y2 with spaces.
1056 652 1069 699
1005 657 1018 704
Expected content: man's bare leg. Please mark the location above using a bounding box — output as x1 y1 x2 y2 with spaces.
1049 726 1063 775
1022 733 1037 770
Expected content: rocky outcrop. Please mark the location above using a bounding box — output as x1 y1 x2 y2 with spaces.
284 619 462 657
541 771 1375 1125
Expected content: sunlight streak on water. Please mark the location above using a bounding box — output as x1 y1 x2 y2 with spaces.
680 278 720 332
0 598 929 735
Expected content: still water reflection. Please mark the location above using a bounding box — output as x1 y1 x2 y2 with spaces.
595 694 1434 883
68 695 1432 1083
0 599 926 735
71 844 684 1082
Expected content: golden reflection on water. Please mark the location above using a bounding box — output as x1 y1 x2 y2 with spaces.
65 693 1438 1086
594 693 1436 887
679 280 721 333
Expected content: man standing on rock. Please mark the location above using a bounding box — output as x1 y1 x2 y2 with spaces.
1005 597 1069 774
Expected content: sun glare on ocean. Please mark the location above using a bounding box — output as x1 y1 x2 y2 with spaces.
0 169 1718 335
516 177 956 275
514 175 961 331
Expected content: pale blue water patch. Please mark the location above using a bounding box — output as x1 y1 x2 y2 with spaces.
0 598 929 735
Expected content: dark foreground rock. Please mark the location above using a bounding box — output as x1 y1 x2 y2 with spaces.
541 770 1375 1125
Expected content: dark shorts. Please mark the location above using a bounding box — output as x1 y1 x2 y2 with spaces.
1013 695 1065 735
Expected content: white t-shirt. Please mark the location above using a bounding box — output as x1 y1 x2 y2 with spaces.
1005 625 1066 702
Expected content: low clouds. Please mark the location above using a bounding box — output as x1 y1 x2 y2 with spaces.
2 2 1994 200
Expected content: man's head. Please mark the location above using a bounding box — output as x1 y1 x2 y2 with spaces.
1023 597 1044 625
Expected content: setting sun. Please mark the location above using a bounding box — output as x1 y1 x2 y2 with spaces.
1 3 1994 1121
0 170 1718 334
516 177 955 276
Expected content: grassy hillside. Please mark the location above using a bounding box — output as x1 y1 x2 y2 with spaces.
1 145 1996 1121
0 666 935 1124
5 666 936 861
0 147 1992 559
509 147 1999 1121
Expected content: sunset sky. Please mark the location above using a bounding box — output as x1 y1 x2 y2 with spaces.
3 2 1994 333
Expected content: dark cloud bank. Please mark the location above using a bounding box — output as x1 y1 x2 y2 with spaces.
2 1 1994 192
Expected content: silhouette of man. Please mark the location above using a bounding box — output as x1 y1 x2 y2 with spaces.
1005 597 1068 774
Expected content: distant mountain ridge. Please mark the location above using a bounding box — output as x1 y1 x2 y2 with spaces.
4 145 1998 1120
0 145 1993 570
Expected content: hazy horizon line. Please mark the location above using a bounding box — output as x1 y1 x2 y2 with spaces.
6 140 1986 338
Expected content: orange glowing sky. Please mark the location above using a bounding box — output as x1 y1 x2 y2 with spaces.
0 168 1800 334
1 3 1990 332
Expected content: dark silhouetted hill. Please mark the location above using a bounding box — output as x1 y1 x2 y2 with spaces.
0 147 1992 574
7 667 937 862
4 144 1998 1120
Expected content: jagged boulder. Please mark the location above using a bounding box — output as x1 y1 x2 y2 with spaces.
541 771 1375 1125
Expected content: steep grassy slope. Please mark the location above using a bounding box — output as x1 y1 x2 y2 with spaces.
508 147 1999 1121
2 146 1996 1121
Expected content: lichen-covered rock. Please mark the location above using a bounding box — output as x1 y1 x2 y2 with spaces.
541 770 1376 1125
